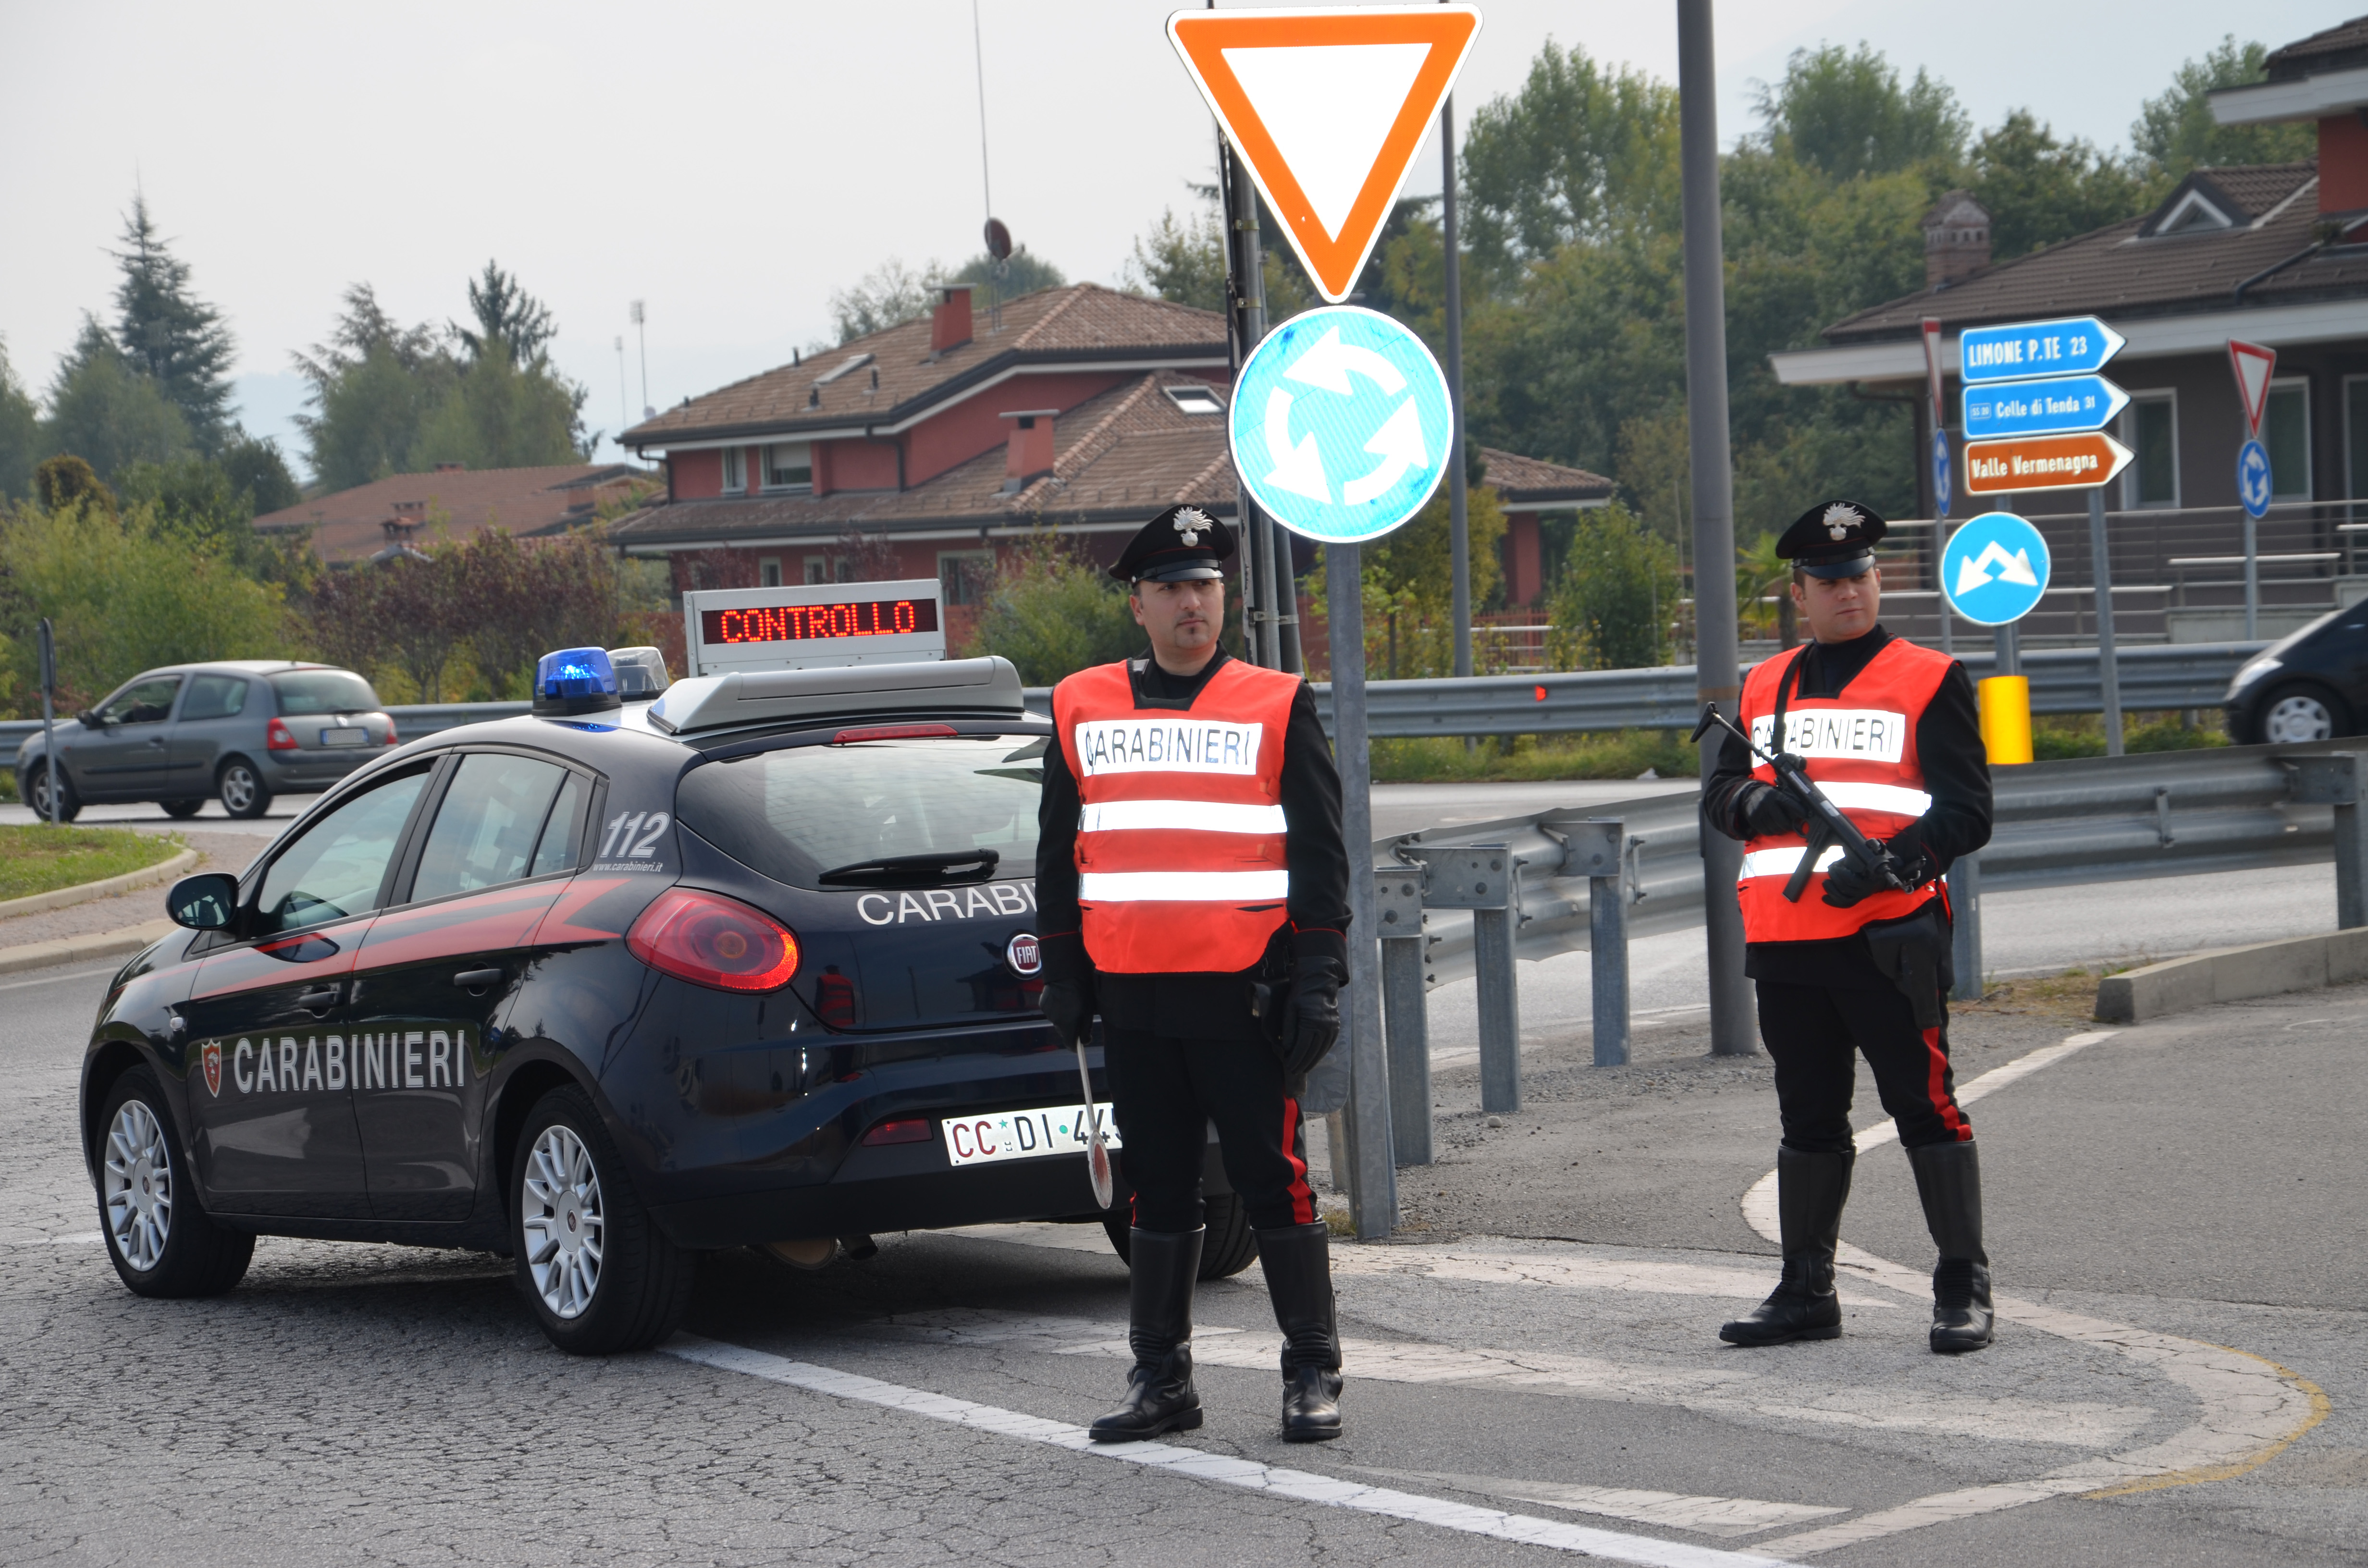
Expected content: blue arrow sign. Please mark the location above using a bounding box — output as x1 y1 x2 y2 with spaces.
1961 374 2131 440
1229 305 1454 544
1958 316 2126 384
1940 511 2052 627
2237 438 2272 520
1932 429 1951 518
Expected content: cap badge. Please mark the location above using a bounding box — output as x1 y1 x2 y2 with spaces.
1172 507 1212 547
1822 503 1862 540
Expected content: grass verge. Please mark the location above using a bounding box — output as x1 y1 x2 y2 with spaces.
2031 710 2228 760
1371 729 1695 784
0 825 182 903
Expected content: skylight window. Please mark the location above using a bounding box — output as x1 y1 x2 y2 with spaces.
1164 384 1225 415
814 353 875 386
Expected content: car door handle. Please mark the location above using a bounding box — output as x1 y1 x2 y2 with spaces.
452 968 503 990
296 986 340 1012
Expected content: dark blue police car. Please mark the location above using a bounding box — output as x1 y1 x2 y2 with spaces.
79 643 1253 1355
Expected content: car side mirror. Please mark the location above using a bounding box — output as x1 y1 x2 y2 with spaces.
74 710 99 729
166 872 239 931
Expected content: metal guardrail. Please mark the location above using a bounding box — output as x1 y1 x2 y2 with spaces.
0 702 534 772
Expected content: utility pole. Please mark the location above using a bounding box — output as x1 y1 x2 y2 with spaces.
631 300 650 419
1677 0 1755 1057
1223 140 1283 670
614 336 629 449
1442 92 1472 681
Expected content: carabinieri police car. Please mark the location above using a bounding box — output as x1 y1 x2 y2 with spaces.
77 578 1252 1355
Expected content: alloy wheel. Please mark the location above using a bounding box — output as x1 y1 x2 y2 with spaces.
2264 694 2335 744
220 766 259 815
521 1126 605 1319
103 1101 173 1272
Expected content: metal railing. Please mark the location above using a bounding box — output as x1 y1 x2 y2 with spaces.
0 701 534 772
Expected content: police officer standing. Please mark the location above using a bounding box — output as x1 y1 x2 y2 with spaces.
1036 505 1352 1441
1703 501 1998 1354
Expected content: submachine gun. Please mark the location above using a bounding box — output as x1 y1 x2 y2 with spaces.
1691 702 1903 905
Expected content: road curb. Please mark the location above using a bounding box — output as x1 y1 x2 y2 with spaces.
0 845 196 921
0 918 178 979
2094 929 2368 1022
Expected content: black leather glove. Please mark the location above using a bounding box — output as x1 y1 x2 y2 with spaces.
1278 958 1344 1079
1740 782 1812 838
1039 978 1094 1046
1821 842 1908 908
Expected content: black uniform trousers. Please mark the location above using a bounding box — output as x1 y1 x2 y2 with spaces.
1755 979 1973 1155
1102 1025 1317 1234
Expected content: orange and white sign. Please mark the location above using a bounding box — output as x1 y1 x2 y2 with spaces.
1167 5 1482 303
2228 339 2277 435
1963 432 2134 494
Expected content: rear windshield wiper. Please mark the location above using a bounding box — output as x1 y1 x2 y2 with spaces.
818 849 1000 888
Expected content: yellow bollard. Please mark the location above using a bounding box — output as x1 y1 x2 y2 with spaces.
1978 675 2033 765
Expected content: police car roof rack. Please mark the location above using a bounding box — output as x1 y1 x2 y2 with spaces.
643 655 1028 736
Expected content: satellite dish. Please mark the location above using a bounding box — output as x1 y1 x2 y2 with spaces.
984 218 1013 261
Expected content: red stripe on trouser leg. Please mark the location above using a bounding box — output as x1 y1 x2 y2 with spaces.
1281 1096 1316 1224
1923 1026 1972 1141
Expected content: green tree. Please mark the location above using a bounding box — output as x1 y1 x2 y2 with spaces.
411 346 586 470
1967 110 2151 261
952 245 1065 299
34 455 117 516
43 319 195 480
1549 503 1678 670
1127 205 1228 311
1752 43 1969 180
2134 37 2314 182
293 285 458 489
0 336 39 502
220 432 300 516
454 261 557 366
112 452 315 588
968 534 1142 684
828 257 948 342
109 195 237 451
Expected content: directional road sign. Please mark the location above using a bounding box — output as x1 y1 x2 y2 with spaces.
2238 438 2273 519
1940 511 2052 626
1931 429 1951 517
1961 374 2132 441
1229 304 1454 543
1168 6 1480 303
1963 431 2134 495
1958 316 2126 384
2229 340 2277 435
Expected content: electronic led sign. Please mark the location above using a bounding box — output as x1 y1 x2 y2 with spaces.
683 579 949 674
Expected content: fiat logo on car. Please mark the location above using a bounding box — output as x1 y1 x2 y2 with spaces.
1005 932 1043 976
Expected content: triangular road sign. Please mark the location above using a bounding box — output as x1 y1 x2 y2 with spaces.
1168 5 1481 303
2229 339 2277 435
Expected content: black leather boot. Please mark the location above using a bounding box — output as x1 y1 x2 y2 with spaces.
1090 1227 1205 1442
1721 1148 1852 1346
1907 1139 1994 1353
1257 1222 1343 1442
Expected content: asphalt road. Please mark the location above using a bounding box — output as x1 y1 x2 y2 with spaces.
5 946 2362 1565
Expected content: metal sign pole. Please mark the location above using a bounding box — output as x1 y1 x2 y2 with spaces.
1442 92 1472 681
2091 489 2123 755
37 618 57 828
1677 0 1755 1057
1328 541 1396 1237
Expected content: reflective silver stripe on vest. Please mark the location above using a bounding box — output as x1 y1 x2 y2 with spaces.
1078 870 1291 902
1737 845 1845 882
1807 781 1934 816
1079 800 1288 834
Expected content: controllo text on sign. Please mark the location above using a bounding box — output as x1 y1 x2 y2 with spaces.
703 598 939 645
1748 709 1911 764
1073 718 1264 776
1956 316 2127 383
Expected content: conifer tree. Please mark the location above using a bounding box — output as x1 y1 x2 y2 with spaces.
110 195 237 451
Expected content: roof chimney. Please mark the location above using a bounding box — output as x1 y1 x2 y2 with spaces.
931 284 975 356
1922 191 1992 288
1001 409 1057 491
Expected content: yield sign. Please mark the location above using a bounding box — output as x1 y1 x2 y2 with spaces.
1167 5 1482 303
2228 339 2277 436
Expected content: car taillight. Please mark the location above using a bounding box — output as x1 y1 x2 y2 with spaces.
383 719 399 745
626 887 799 992
266 719 297 752
860 1118 932 1146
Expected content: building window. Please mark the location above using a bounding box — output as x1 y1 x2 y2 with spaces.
759 557 782 588
765 441 812 490
805 555 853 585
2346 376 2368 500
2123 393 2178 508
720 446 746 493
2264 378 2311 500
939 550 994 607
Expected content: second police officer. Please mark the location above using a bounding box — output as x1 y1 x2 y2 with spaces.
1702 501 1999 1353
1035 504 1353 1442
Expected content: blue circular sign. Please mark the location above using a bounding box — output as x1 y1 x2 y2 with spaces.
2237 438 2272 520
1931 429 1952 518
1228 305 1454 544
1939 510 2051 627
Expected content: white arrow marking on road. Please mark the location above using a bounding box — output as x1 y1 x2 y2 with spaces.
1283 326 1406 396
1261 388 1332 504
1342 397 1427 505
1953 540 2040 598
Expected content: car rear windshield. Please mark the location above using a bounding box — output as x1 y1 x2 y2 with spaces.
270 670 381 715
675 734 1045 890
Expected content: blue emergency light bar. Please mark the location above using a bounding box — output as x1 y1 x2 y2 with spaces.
534 647 623 717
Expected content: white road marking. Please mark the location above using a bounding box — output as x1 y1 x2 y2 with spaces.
876 1309 2151 1449
0 966 118 992
1353 1468 1846 1540
665 1334 1805 1568
1738 1028 2331 1556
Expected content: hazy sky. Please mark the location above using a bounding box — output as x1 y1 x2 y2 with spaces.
0 1 2341 476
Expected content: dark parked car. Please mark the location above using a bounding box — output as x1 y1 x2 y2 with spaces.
19 662 397 821
2223 603 2368 744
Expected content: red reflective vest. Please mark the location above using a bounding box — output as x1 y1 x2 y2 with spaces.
1054 658 1300 974
1736 637 1954 942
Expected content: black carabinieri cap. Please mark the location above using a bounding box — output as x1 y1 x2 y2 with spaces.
1776 499 1887 579
1110 504 1234 584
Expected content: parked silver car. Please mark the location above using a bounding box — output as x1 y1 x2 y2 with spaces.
18 662 397 821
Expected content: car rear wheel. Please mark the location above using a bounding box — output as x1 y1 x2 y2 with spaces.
2257 683 2349 745
160 799 205 819
97 1068 253 1297
26 763 81 823
1101 1190 1259 1279
216 758 271 820
511 1085 695 1354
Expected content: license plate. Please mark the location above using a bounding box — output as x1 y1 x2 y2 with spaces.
942 1102 1121 1168
321 727 367 747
